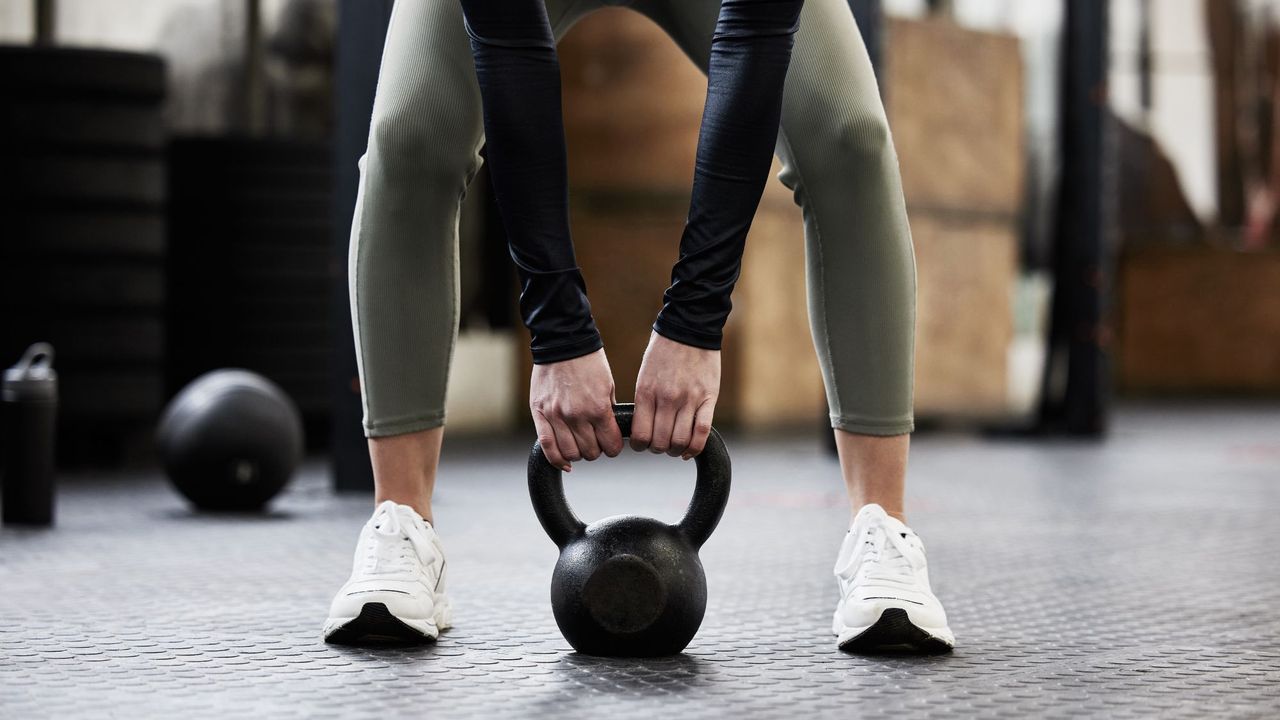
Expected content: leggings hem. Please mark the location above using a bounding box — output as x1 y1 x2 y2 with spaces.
831 415 914 436
365 412 447 438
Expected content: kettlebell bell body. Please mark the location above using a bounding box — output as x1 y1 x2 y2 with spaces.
528 403 731 656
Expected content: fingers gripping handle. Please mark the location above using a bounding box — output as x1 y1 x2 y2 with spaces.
527 403 731 550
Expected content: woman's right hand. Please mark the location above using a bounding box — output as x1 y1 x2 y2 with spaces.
529 349 624 471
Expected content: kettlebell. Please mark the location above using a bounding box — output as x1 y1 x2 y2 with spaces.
528 403 731 657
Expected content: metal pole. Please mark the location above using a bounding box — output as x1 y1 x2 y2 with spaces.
1138 0 1153 118
331 0 396 492
847 0 883 87
34 0 55 45
245 0 266 136
1039 0 1114 436
925 0 954 19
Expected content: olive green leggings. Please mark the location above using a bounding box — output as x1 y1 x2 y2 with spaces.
349 0 917 438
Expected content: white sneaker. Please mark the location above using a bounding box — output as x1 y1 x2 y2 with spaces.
323 500 452 644
832 503 954 653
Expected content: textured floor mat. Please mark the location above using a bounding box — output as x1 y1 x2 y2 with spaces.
2 404 1278 719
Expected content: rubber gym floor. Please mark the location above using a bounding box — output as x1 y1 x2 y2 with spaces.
2 403 1278 719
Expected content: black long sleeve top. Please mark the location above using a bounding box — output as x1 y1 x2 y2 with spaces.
461 0 804 363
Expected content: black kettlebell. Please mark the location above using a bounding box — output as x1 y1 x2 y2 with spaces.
528 403 731 657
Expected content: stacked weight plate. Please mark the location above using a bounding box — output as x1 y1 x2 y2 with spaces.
0 46 168 465
166 137 332 448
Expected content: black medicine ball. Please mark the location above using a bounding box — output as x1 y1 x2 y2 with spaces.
157 369 303 511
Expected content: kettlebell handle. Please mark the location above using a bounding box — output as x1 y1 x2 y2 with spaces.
528 403 731 549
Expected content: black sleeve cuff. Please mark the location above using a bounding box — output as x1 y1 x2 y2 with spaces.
518 266 605 365
652 314 723 351
530 333 605 365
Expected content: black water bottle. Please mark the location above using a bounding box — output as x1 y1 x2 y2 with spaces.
2 343 58 526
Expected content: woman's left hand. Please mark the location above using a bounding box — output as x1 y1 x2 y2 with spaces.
630 332 721 460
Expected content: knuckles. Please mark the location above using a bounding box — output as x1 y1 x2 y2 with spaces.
640 388 718 410
585 401 612 421
536 400 615 423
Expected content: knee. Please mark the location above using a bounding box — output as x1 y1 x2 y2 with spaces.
367 103 479 186
831 109 894 166
781 110 896 197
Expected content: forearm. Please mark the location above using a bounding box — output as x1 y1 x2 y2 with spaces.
654 0 804 349
460 0 603 363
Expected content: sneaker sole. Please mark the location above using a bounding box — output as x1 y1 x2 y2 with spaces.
323 601 448 646
835 607 954 654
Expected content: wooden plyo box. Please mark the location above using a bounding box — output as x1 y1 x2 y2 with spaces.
557 8 706 193
886 18 1026 217
910 215 1019 416
885 18 1024 419
1118 247 1280 394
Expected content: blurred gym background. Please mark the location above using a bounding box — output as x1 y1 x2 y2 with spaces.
3 2 1280 717
1 0 1277 490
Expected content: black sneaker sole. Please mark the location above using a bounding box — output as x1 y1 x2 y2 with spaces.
838 608 953 655
324 602 438 646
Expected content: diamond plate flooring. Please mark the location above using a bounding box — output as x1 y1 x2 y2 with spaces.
2 403 1279 719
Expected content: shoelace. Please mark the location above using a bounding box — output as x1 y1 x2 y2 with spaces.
837 522 919 590
362 504 429 576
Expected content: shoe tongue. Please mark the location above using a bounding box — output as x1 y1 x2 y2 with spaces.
399 508 430 532
852 503 889 531
880 514 910 537
372 501 421 537
853 510 915 562
374 500 424 524
836 505 914 579
854 503 912 536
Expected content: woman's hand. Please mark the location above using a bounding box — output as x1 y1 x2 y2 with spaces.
631 332 721 460
530 349 624 472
